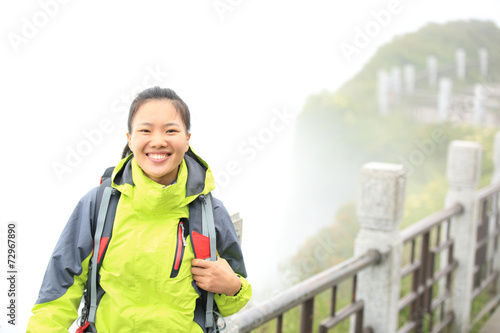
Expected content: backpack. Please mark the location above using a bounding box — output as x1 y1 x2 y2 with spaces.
76 167 221 332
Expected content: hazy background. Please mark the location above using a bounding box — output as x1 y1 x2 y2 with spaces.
1 0 500 331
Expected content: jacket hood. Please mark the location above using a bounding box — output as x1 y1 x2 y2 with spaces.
111 147 216 205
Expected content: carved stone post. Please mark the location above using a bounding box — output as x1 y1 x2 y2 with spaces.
391 66 402 99
377 69 389 116
479 48 488 78
473 83 488 126
404 64 415 95
491 132 500 294
456 48 466 80
492 132 500 184
438 77 453 121
446 141 482 333
353 163 406 333
230 212 243 245
428 56 438 88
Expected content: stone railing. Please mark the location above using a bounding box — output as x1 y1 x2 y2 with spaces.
377 48 500 127
226 132 500 333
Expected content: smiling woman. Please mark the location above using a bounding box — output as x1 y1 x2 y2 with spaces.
27 87 251 333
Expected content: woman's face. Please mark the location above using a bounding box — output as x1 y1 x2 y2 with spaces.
127 99 191 186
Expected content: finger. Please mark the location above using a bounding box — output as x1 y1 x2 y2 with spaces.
191 265 215 278
191 266 203 276
191 259 211 268
192 273 203 282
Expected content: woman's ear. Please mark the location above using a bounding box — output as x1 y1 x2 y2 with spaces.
126 133 132 149
185 133 191 152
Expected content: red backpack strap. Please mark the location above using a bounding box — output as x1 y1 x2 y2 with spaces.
75 320 90 333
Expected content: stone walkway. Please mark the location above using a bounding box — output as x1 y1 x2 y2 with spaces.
479 307 500 333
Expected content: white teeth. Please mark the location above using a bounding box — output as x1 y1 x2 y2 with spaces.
149 154 167 160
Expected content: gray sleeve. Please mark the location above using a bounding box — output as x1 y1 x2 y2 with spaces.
212 197 248 278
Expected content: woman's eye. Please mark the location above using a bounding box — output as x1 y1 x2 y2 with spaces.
139 129 150 133
166 129 178 133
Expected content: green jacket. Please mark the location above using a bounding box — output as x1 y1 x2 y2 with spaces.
28 151 251 332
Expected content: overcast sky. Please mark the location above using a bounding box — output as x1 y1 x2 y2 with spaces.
1 0 500 331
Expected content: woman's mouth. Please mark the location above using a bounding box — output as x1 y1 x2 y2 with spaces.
147 153 171 162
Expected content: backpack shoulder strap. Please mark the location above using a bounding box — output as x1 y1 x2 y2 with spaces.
201 193 217 261
187 193 219 331
91 166 116 234
200 194 217 330
80 167 120 331
88 185 113 323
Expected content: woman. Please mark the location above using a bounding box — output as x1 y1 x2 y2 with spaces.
27 87 252 332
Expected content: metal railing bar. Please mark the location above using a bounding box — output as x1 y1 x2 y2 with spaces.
318 300 364 331
472 271 498 300
401 260 421 278
430 238 454 254
352 275 357 303
300 298 314 333
399 261 457 312
430 291 451 312
475 227 500 251
399 310 453 333
416 284 427 297
411 239 416 264
477 182 500 200
401 203 463 243
330 285 337 317
431 260 458 283
436 224 442 250
276 314 283 333
469 293 500 329
429 311 454 333
228 250 381 332
399 291 418 311
476 237 488 252
410 265 421 330
354 304 364 333
423 233 433 321
396 320 416 333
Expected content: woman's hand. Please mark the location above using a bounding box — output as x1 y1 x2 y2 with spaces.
191 257 241 296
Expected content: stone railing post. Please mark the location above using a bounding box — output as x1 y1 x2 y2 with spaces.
230 212 243 245
473 83 488 126
377 69 389 116
491 132 500 294
445 141 482 333
456 48 466 80
428 55 438 88
479 48 488 78
404 64 415 95
352 163 406 333
492 132 500 184
391 66 402 99
438 77 452 121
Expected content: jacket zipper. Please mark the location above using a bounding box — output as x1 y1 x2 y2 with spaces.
180 222 187 246
200 195 208 221
170 221 187 278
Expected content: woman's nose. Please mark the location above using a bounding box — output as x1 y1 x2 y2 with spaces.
150 131 167 148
